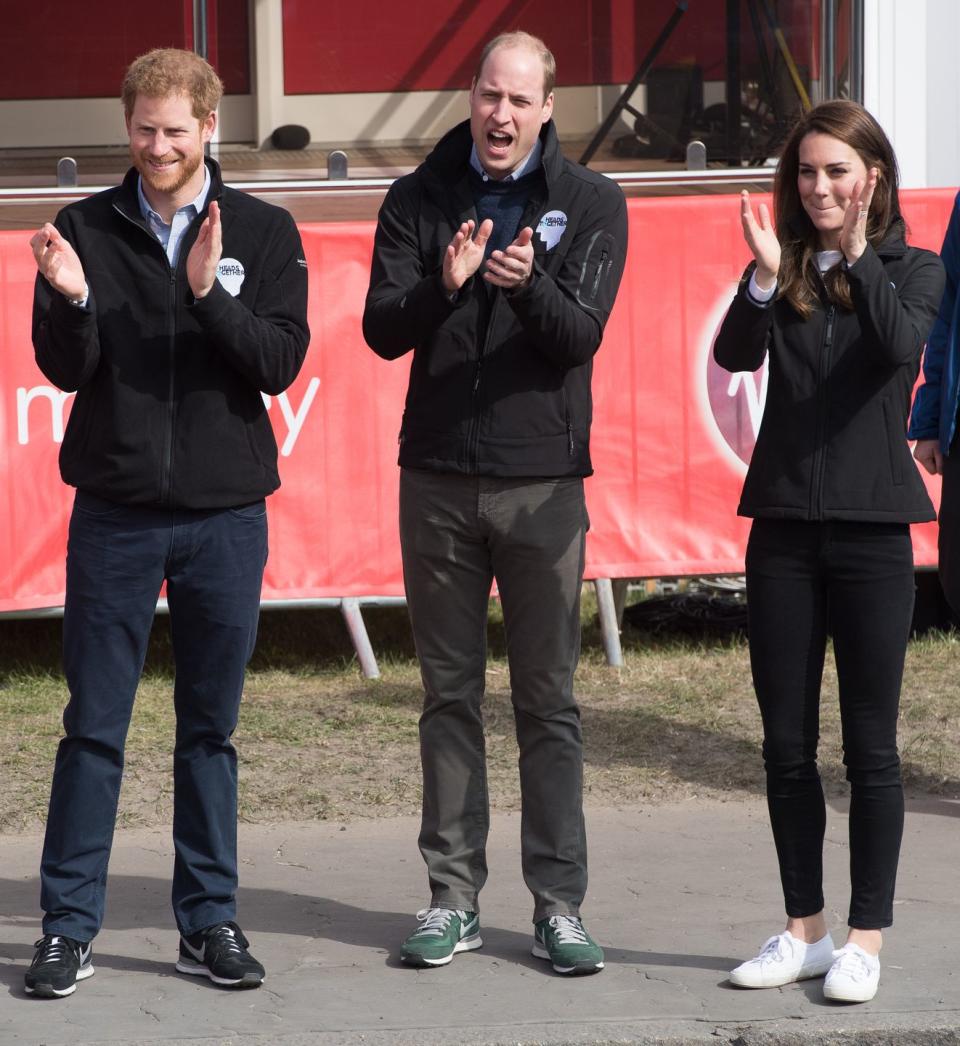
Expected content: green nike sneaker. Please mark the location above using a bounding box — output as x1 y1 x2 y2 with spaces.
400 908 482 967
532 915 605 975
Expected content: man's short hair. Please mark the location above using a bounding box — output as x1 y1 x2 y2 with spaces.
122 48 224 120
473 32 556 100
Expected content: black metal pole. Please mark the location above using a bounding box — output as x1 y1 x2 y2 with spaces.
849 0 864 102
194 0 208 59
821 0 837 101
726 0 741 165
745 0 779 121
579 1 688 166
193 0 210 157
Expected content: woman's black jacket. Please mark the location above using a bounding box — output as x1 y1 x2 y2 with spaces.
714 225 945 523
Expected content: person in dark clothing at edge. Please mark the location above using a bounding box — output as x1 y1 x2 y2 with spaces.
25 49 309 998
714 100 943 1004
363 31 627 975
909 191 960 611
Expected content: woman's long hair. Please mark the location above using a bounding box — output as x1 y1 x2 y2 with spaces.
773 100 902 318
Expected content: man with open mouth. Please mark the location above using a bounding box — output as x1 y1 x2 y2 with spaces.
364 31 628 976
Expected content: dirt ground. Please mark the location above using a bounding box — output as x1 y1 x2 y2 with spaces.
4 629 959 834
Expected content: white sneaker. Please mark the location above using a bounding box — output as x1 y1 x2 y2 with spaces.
729 930 835 988
823 942 880 1002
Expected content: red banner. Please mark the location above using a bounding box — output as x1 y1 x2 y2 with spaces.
1 189 954 612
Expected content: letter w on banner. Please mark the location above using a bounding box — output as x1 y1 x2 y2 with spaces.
0 193 953 612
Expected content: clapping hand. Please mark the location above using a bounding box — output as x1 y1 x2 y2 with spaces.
484 226 534 290
442 219 493 293
187 200 223 299
30 223 87 301
840 167 878 265
740 190 780 290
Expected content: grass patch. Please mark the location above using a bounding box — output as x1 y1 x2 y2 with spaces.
2 600 959 833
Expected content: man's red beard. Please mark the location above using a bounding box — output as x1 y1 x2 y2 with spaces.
132 149 203 196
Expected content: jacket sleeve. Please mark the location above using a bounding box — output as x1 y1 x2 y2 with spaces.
846 239 945 369
32 212 101 392
362 178 468 360
504 180 628 370
713 263 775 374
908 193 960 440
189 207 310 395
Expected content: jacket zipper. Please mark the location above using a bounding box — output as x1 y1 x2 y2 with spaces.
590 248 608 300
467 292 501 469
810 304 835 519
562 387 574 457
163 269 177 504
112 203 182 505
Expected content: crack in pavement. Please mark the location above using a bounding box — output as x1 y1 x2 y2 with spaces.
274 838 312 871
138 1004 162 1023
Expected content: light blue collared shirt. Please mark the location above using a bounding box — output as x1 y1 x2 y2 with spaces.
137 165 211 268
469 139 543 182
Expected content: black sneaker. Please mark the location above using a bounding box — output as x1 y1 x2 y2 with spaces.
175 921 265 989
24 934 94 998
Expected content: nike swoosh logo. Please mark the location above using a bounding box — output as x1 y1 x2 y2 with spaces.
181 938 206 962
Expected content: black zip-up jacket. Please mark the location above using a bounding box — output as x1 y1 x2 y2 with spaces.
362 120 628 477
32 160 310 509
714 223 944 522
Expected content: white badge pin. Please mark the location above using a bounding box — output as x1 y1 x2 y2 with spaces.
536 210 568 251
216 258 246 296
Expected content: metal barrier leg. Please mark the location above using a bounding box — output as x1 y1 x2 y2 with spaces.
340 598 381 679
593 578 624 667
612 578 630 629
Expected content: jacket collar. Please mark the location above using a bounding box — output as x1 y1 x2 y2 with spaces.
423 118 562 187
420 120 558 227
113 157 225 224
873 218 909 258
786 212 909 259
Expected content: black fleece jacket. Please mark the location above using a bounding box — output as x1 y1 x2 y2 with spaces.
714 223 944 522
362 119 628 477
33 159 310 509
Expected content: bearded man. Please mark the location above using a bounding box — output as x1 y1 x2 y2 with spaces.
25 48 309 997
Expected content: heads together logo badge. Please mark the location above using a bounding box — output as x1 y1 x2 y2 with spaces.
536 210 567 250
701 293 768 468
216 258 245 297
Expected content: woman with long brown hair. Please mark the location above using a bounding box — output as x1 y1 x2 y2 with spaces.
714 100 944 1002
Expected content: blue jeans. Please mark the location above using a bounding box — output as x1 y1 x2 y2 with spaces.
40 491 268 941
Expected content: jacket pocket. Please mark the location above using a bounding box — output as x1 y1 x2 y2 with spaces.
576 230 616 310
882 397 904 486
562 386 574 456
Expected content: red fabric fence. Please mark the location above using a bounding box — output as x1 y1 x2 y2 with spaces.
0 189 953 612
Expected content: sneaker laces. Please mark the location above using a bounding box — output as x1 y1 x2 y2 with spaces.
547 915 589 945
411 907 461 938
830 945 876 982
33 935 73 966
205 922 249 958
753 933 794 965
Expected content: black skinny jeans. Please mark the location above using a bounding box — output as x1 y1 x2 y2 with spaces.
745 518 915 930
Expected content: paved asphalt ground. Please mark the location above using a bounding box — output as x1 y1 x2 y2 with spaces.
2 799 959 1045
